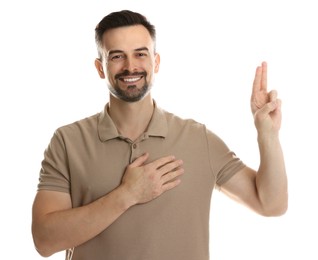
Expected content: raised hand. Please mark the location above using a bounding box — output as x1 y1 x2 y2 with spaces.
121 153 184 204
251 62 282 136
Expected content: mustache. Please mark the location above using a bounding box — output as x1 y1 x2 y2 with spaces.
115 70 147 80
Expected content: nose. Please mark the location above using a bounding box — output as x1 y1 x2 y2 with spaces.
122 57 137 72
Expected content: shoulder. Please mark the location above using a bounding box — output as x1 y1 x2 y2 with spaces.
160 107 205 130
158 106 230 150
54 112 100 138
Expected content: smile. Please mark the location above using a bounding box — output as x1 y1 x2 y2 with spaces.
120 77 143 83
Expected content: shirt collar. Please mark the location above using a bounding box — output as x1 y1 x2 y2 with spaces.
97 100 168 142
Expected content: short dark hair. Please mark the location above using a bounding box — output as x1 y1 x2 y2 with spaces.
95 10 156 60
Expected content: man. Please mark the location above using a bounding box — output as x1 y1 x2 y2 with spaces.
32 10 288 260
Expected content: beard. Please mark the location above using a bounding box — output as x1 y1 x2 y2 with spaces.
108 70 151 102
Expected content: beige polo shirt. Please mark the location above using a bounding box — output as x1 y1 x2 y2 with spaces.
38 101 245 260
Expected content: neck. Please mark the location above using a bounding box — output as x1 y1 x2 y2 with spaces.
108 94 154 141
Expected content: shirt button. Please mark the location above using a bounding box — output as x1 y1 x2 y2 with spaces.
133 144 137 149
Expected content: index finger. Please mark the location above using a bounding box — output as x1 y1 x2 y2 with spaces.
152 155 177 170
261 61 268 91
252 61 267 95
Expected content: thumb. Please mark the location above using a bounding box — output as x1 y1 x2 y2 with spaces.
254 99 279 121
130 153 149 167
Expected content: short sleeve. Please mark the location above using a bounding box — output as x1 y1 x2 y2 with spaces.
205 127 246 187
37 129 70 193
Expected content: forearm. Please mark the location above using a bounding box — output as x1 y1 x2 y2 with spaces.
33 154 183 256
256 134 288 215
33 185 135 257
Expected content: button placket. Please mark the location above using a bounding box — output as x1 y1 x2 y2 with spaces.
129 142 139 163
129 135 147 163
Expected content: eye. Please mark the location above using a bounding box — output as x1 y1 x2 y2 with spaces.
136 52 147 58
109 54 125 62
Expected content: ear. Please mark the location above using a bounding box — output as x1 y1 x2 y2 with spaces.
154 53 160 73
94 58 105 79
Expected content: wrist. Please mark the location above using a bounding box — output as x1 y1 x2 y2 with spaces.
113 185 138 211
257 132 282 156
257 130 280 143
106 185 136 212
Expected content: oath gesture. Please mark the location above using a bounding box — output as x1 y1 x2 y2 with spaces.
121 153 184 205
251 62 282 135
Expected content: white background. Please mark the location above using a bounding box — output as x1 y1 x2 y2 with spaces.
1 0 317 259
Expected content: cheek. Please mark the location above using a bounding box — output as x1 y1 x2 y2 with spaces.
143 61 156 73
106 66 118 79
106 70 116 85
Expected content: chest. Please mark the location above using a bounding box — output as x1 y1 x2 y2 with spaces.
68 134 214 207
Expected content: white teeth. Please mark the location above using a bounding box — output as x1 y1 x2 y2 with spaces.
123 77 140 82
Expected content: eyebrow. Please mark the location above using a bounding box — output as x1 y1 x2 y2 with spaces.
108 47 150 56
135 47 149 52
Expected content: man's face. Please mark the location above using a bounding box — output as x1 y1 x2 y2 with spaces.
100 25 160 102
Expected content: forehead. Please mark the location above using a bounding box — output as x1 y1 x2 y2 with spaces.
102 25 155 53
